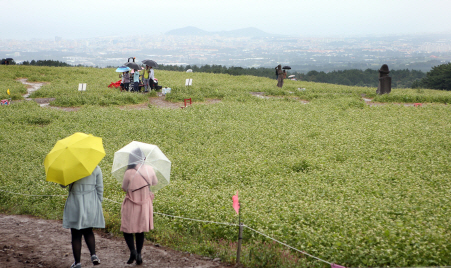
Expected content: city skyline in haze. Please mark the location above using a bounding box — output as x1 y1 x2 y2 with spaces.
2 0 451 40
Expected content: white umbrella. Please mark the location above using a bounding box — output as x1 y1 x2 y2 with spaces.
112 141 171 192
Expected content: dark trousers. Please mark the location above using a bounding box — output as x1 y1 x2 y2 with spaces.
71 228 96 264
149 79 155 90
123 232 145 254
123 83 130 91
133 82 139 92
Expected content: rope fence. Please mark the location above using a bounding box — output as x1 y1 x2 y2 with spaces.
103 197 239 227
0 188 66 197
1 189 332 265
243 224 331 265
1 188 447 268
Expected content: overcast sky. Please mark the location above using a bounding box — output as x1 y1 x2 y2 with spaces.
2 0 451 40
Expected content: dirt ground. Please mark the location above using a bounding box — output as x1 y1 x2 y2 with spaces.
0 214 232 268
250 92 309 104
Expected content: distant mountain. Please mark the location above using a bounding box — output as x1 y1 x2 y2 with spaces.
165 26 274 38
218 27 271 38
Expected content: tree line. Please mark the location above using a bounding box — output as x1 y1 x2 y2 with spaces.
160 64 429 88
159 64 278 78
299 69 426 88
20 60 72 67
412 62 451 91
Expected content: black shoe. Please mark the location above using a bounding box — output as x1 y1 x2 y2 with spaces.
127 250 137 264
91 254 100 265
70 263 82 268
136 253 142 265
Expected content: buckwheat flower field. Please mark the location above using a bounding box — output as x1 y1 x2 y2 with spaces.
1 65 451 267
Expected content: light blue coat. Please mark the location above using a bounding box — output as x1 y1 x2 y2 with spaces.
62 166 105 229
133 70 140 82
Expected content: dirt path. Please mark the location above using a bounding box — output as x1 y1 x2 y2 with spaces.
250 92 309 104
17 78 46 100
0 214 231 268
17 79 220 110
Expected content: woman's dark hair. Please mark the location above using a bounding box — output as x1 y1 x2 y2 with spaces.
127 163 136 169
127 147 144 170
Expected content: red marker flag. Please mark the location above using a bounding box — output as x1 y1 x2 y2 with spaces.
232 191 240 214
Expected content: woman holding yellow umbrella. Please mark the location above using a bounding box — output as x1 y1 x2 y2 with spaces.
44 132 106 268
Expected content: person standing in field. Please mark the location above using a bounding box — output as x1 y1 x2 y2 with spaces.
276 65 284 88
148 66 155 90
121 148 158 265
142 65 150 92
132 69 140 92
123 71 130 91
62 166 105 268
120 72 125 92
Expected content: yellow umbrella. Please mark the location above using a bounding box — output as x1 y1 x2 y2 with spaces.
44 132 105 186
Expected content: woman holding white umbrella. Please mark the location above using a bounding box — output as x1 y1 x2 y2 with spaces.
120 147 158 265
112 141 171 265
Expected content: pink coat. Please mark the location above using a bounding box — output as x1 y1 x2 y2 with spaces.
120 164 158 233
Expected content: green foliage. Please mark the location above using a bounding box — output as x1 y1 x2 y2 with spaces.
301 69 426 88
0 81 27 100
20 59 72 67
414 62 451 91
161 65 426 89
2 65 451 267
373 87 451 103
1 58 16 65
0 65 148 106
160 64 279 79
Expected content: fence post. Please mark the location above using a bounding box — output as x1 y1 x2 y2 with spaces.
236 223 243 264
236 208 243 265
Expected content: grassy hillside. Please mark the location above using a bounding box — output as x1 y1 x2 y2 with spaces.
1 65 451 267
